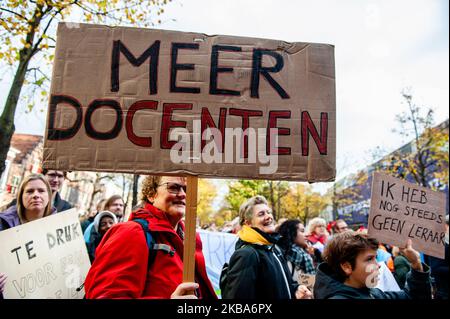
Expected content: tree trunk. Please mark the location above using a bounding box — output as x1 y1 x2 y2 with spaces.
276 183 281 220
121 174 127 203
0 4 43 176
0 58 29 176
88 182 101 212
132 174 140 208
268 181 276 220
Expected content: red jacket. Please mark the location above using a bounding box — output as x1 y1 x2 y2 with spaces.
307 233 327 245
84 203 217 299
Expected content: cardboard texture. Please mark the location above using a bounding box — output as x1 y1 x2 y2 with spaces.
0 209 90 298
298 273 315 294
368 172 446 259
43 23 335 182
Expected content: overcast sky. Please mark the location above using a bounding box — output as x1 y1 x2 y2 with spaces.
1 0 448 185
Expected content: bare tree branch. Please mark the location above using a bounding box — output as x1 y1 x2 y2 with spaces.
27 67 51 81
0 7 28 20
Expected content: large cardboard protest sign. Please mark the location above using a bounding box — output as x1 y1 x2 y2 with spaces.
368 172 446 259
43 23 335 182
0 209 90 298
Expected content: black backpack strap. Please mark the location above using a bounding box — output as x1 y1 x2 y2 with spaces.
220 244 261 292
133 218 157 268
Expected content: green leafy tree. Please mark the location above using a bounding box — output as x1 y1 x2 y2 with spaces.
196 178 218 227
224 179 266 219
0 0 171 176
377 90 449 190
224 179 290 221
282 183 329 225
264 180 290 221
209 207 234 229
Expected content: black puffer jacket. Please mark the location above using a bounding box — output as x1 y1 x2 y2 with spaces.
222 230 298 299
314 262 432 299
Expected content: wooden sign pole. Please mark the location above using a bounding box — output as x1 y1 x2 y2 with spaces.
183 175 198 286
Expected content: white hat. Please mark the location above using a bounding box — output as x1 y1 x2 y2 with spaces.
93 210 118 233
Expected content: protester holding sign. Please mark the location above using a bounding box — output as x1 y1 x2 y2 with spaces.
314 231 431 299
84 175 216 299
221 196 312 299
6 169 72 212
0 173 56 298
0 173 56 230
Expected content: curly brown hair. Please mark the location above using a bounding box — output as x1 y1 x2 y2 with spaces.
140 175 163 203
323 231 379 281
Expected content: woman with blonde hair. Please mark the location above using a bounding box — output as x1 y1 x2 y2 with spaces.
0 173 56 296
0 173 55 230
306 217 329 251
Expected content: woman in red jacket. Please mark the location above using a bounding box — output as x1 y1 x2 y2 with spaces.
84 175 217 299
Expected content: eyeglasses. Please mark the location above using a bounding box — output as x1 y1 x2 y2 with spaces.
159 182 187 194
46 173 65 179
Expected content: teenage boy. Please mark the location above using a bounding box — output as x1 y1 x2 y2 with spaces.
314 231 431 299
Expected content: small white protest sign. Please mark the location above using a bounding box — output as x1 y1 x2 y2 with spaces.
0 209 90 298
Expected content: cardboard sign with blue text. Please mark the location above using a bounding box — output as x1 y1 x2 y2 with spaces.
0 209 90 298
368 172 446 259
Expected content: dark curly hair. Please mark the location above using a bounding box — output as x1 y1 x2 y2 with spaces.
277 219 301 252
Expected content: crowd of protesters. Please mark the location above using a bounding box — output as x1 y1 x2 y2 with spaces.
0 170 448 300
